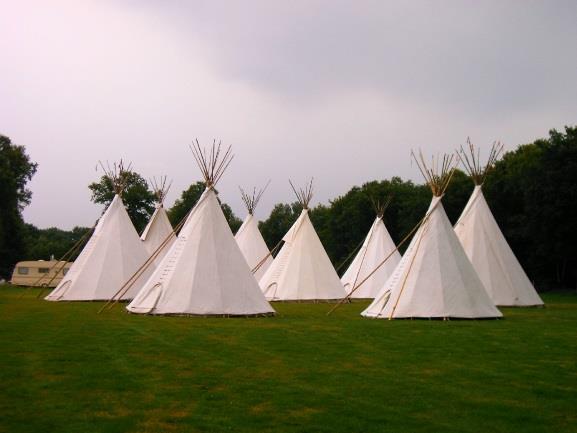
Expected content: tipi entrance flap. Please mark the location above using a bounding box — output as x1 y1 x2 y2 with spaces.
49 280 72 301
128 283 164 314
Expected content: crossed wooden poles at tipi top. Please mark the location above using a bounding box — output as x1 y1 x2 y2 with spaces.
240 181 270 216
458 138 504 186
149 176 172 206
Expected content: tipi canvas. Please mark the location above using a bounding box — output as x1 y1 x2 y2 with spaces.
141 178 176 262
46 186 152 301
362 153 502 319
235 184 273 281
455 141 543 306
259 180 346 301
141 205 175 257
127 141 274 316
341 211 401 299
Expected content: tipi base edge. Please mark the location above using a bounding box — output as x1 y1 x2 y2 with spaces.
267 298 344 304
127 311 275 318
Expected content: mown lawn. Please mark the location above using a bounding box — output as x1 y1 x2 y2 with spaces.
0 285 576 433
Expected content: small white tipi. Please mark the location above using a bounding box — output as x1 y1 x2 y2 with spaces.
235 184 273 281
341 198 401 299
127 141 275 316
141 177 176 262
46 163 153 301
362 153 502 319
455 140 543 306
259 180 346 301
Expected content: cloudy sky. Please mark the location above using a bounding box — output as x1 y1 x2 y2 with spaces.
2 0 576 229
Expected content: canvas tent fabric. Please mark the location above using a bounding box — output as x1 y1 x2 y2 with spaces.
127 188 275 316
341 216 401 299
45 195 153 301
455 185 543 306
362 197 502 319
235 214 273 281
259 209 346 301
140 205 176 262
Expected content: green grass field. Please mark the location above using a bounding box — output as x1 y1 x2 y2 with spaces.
1 285 576 433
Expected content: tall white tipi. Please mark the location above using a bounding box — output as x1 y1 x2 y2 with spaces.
259 180 346 301
362 153 502 319
341 198 401 299
235 184 273 281
140 176 176 262
127 141 275 316
455 140 543 306
46 162 153 301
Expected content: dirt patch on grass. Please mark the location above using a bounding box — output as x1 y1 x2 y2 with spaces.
250 401 273 414
288 406 323 418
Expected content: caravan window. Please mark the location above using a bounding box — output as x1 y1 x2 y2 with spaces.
17 267 29 275
38 268 50 274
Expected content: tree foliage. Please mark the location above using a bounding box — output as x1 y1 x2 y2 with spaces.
167 181 242 233
7 126 577 290
259 202 303 250
167 182 205 226
0 136 37 278
484 126 577 287
256 126 577 289
88 171 155 234
23 225 91 262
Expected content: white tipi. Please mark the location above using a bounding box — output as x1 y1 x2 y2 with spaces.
235 184 273 281
362 153 502 319
455 140 543 306
259 180 346 301
141 177 176 262
46 162 153 301
127 141 275 316
341 198 401 299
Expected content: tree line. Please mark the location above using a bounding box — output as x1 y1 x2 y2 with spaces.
1 126 575 289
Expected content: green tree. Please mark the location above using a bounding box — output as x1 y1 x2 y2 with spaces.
442 169 474 223
168 181 242 233
259 202 303 250
324 177 430 271
258 178 432 272
0 135 37 278
23 224 91 261
222 203 243 234
484 126 577 287
168 182 206 226
88 171 155 233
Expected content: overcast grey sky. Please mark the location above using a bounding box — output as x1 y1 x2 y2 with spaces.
2 0 576 229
